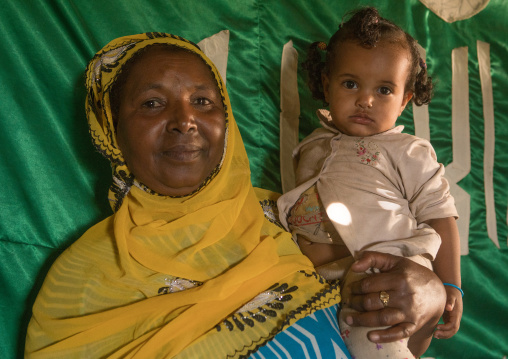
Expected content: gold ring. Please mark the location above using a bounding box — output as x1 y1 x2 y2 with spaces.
379 291 389 307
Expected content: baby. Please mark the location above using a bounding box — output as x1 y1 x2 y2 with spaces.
278 7 462 358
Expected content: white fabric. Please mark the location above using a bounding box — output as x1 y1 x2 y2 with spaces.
419 0 490 23
198 30 230 85
477 40 500 248
278 109 458 260
279 40 300 193
446 46 471 255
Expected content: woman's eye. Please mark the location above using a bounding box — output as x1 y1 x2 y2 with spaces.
379 87 392 95
142 99 162 109
343 80 357 89
195 97 212 106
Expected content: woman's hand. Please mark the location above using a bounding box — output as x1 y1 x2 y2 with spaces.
341 251 446 356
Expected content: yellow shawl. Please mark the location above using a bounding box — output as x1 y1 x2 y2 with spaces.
25 33 340 358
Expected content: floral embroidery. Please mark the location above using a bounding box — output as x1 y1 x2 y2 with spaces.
355 138 380 165
215 283 297 332
287 192 326 227
92 44 133 84
158 277 202 294
259 199 284 228
340 329 350 340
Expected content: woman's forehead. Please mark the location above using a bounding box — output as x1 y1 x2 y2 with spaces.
122 46 218 91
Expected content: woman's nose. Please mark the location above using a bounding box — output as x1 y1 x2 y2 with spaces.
166 103 197 133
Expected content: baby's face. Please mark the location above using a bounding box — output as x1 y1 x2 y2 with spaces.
322 41 413 137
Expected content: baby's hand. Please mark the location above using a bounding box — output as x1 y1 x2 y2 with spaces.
434 285 463 339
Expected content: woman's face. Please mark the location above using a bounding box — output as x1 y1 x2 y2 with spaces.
116 46 226 196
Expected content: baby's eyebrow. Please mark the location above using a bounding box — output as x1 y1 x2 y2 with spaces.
336 73 358 79
379 80 398 88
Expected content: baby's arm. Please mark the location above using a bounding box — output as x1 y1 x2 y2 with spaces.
423 217 463 339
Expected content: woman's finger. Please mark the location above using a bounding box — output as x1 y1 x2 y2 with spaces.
349 251 400 273
348 252 410 295
348 272 404 296
346 307 406 328
348 290 400 312
366 322 417 343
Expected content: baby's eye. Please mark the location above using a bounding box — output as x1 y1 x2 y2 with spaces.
378 87 392 95
342 80 357 89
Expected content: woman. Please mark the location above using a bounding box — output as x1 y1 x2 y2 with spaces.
25 33 445 358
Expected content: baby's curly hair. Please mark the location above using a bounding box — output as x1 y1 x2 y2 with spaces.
303 7 433 107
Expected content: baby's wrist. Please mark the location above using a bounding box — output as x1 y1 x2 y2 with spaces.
443 283 464 297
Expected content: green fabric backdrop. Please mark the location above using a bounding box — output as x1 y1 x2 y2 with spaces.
1 0 506 358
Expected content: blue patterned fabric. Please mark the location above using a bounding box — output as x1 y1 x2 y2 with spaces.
249 305 351 359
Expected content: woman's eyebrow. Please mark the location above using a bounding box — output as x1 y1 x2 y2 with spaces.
131 82 217 98
131 83 163 97
193 83 216 91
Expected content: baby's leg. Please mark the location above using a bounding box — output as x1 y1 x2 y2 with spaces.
297 235 350 266
339 270 415 359
296 235 353 280
315 256 355 281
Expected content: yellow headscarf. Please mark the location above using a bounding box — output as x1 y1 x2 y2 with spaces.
25 33 340 358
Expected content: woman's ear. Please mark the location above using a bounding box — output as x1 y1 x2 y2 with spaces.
399 91 413 115
321 73 330 103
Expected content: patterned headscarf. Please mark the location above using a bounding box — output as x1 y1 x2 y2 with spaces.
85 32 227 211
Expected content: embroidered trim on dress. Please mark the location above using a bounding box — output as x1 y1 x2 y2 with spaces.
355 138 380 165
158 277 202 294
231 274 341 358
259 199 284 228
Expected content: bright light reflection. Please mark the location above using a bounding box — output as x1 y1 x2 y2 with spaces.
376 187 398 199
378 201 401 211
326 202 352 225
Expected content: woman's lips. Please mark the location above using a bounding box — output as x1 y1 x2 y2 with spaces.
162 145 202 161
